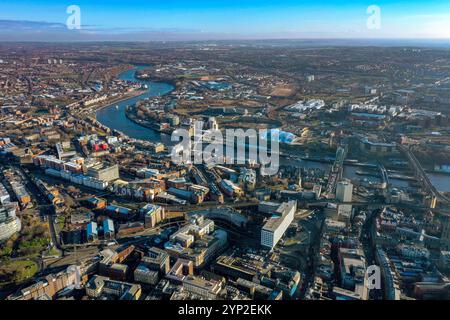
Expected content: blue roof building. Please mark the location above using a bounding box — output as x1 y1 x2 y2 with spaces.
103 219 115 238
87 221 98 241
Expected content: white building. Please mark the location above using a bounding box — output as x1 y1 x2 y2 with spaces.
0 204 21 242
336 180 353 202
337 204 353 224
261 201 297 249
0 183 11 205
286 99 324 112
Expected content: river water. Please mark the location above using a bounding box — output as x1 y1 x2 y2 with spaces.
96 66 174 145
428 174 450 193
96 66 450 193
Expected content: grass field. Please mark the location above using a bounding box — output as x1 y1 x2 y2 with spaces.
0 259 38 287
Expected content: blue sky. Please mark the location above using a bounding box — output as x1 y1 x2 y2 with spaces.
0 0 449 40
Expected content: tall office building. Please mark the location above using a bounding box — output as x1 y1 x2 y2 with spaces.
261 201 297 249
336 180 353 202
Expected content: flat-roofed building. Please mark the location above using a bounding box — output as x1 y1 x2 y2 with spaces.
337 204 353 224
164 214 227 268
87 163 119 182
236 278 275 299
134 264 159 285
134 247 170 285
336 180 353 202
182 276 222 299
147 247 170 274
7 267 80 300
260 201 297 249
338 247 368 300
212 256 258 282
166 258 194 283
140 203 166 228
86 275 141 300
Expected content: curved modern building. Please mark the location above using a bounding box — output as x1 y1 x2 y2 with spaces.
260 129 298 145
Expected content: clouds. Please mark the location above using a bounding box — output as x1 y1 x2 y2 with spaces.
412 14 450 38
0 20 66 31
0 1 449 41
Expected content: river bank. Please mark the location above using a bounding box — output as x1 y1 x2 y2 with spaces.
124 105 174 135
92 89 147 114
96 65 174 144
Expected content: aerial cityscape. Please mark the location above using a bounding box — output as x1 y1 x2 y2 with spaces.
1 0 450 307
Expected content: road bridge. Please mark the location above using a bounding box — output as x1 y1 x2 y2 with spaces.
325 144 348 196
397 144 450 205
